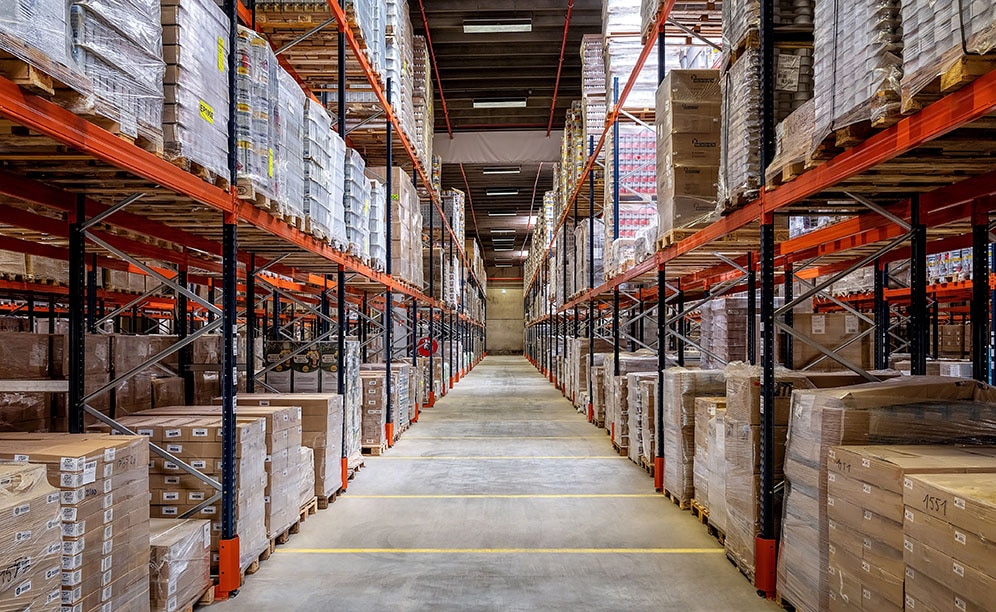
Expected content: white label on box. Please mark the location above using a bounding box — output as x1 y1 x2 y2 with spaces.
861 561 870 573
46 542 60 556
164 461 179 471
863 510 873 521
46 588 59 605
191 461 207 469
62 569 81 586
13 454 28 462
827 496 834 507
164 476 180 485
904 477 913 489
258 400 270 406
845 315 859 334
956 597 967 611
165 429 181 439
83 461 96 484
828 473 836 483
954 496 965 510
63 553 83 571
103 448 115 462
828 544 835 554
863 538 872 550
952 562 964 577
167 577 178 596
62 522 85 538
103 462 112 479
905 509 914 523
100 556 112 572
15 530 31 543
63 539 85 556
103 508 113 524
102 540 112 555
202 506 217 515
60 457 83 471
101 584 112 602
101 569 112 586
163 492 180 502
193 428 209 438
167 596 178 612
906 594 915 609
161 507 178 516
776 54 800 92
905 538 914 553
862 484 871 495
103 480 112 494
167 444 183 454
47 492 59 505
189 492 206 501
15 579 30 597
137 428 154 437
811 315 826 335
103 493 113 509
45 565 59 580
862 588 871 601
954 530 966 545
62 585 81 603
13 503 29 518
61 507 78 522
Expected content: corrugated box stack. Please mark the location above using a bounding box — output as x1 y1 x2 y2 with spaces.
0 434 151 611
693 396 726 514
604 352 658 453
371 166 424 287
359 371 390 450
345 0 385 80
776 377 996 612
789 313 874 372
234 27 278 204
0 0 85 93
161 0 229 180
626 372 658 465
0 462 62 612
899 0 996 112
574 219 605 295
638 378 657 465
590 362 607 426
706 396 728 534
303 98 348 249
149 518 211 612
602 1 658 109
412 35 433 169
603 124 658 278
275 69 306 221
824 445 996 610
344 147 371 260
367 178 387 271
699 297 751 369
297 446 315 506
580 34 606 151
69 0 165 144
661 368 726 506
114 415 268 574
903 471 996 611
321 339 363 469
384 0 416 147
718 45 761 211
655 70 721 237
442 190 466 247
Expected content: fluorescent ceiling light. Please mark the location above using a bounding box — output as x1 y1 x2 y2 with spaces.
488 211 517 217
495 264 513 268
494 248 513 252
526 215 538 224
490 228 516 234
463 19 531 34
486 188 519 197
473 98 527 109
483 166 521 175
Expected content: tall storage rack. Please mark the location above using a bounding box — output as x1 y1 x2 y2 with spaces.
525 0 996 601
0 0 485 598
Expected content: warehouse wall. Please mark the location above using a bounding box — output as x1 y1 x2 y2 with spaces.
486 285 524 354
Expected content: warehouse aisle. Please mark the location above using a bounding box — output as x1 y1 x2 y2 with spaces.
216 356 776 611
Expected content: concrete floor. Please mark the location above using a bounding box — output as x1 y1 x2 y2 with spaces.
216 356 778 611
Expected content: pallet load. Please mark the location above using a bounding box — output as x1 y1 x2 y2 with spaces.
344 147 371 259
275 68 306 223
0 0 88 94
441 189 466 247
824 445 996 610
412 35 433 169
345 0 385 79
298 446 316 506
149 519 211 612
112 415 268 575
626 371 658 465
0 462 61 611
603 1 658 108
776 377 996 612
69 0 165 148
371 166 424 287
590 362 607 426
230 394 345 503
160 0 229 181
655 70 721 239
303 98 348 249
693 396 726 517
574 219 605 295
604 352 658 454
234 27 277 207
367 178 387 271
788 313 874 372
661 368 726 506
0 434 151 611
603 123 658 278
321 338 362 472
359 372 388 452
638 378 657 466
706 396 728 534
903 472 996 611
384 0 416 146
718 47 761 211
899 0 996 113
580 34 606 150
361 363 413 436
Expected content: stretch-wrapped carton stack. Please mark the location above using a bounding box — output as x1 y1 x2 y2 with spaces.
367 178 387 271
161 0 229 180
359 373 388 448
789 313 874 372
627 372 658 465
235 27 278 203
693 396 726 510
591 363 607 426
371 166 424 287
707 397 728 532
412 35 433 168
344 148 371 259
718 48 760 210
304 99 348 249
700 297 751 368
297 446 315 506
655 70 721 236
319 339 362 469
0 434 151 611
662 368 726 504
604 352 658 452
776 377 996 611
149 518 211 612
639 378 657 464
574 219 605 294
0 0 84 93
580 34 606 150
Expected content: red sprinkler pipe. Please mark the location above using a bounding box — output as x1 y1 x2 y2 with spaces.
546 0 575 137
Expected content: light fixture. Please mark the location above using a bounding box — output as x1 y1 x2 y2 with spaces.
488 211 516 217
483 166 521 175
486 188 519 197
496 264 513 268
473 98 527 109
494 248 513 252
490 228 516 234
463 19 532 34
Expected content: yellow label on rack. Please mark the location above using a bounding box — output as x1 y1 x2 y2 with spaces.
199 100 215 124
391 193 400 200
217 37 225 72
268 149 274 177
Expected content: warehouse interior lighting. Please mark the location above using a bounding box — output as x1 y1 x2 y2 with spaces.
490 228 516 234
463 19 532 33
488 211 517 217
495 248 513 252
495 264 513 268
486 188 519 196
473 98 527 109
483 166 521 175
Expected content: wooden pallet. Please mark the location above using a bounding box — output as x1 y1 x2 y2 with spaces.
689 499 709 524
663 488 691 510
295 496 319 527
304 216 329 242
285 214 303 231
902 54 996 114
362 441 388 456
775 594 798 611
726 551 755 585
237 179 283 218
717 188 760 215
639 456 655 478
176 584 215 611
722 28 760 71
317 489 339 510
168 156 231 191
611 441 628 457
706 521 726 545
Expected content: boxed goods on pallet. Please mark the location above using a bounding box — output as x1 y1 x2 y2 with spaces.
902 472 996 611
304 98 347 248
232 394 345 500
345 147 370 258
359 372 388 448
0 0 86 93
661 368 726 504
590 363 607 425
368 178 387 271
298 446 316 505
0 434 151 611
69 0 165 143
0 462 61 611
824 445 996 610
604 351 658 451
693 396 726 511
149 518 211 612
656 70 721 237
412 35 433 169
900 0 996 113
371 166 424 287
345 0 385 80
161 0 229 180
275 68 305 221
638 378 657 464
811 0 903 151
235 27 277 203
360 363 413 432
442 189 466 247
722 0 759 54
719 48 760 211
706 397 728 532
788 313 874 372
626 371 658 464
765 98 815 186
603 38 658 110
384 0 415 144
776 377 996 611
574 220 605 295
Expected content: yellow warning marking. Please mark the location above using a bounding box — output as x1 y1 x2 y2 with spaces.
372 456 626 460
342 494 660 499
277 548 723 555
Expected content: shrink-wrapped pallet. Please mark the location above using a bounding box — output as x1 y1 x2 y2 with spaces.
303 98 347 248
707 401 728 532
344 148 370 258
149 519 211 612
693 396 726 509
812 0 903 149
0 0 83 90
662 368 725 504
275 67 306 220
718 48 760 211
627 372 658 464
764 98 815 186
235 26 277 202
359 373 388 448
161 0 230 179
776 377 996 611
367 178 387 271
298 445 316 506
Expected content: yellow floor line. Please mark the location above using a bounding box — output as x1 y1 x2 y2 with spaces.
403 436 607 440
277 548 723 554
340 494 660 499
371 456 626 460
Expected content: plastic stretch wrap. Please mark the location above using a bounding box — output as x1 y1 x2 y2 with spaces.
661 368 725 503
367 178 387 270
0 0 79 87
900 0 996 109
765 98 815 186
235 27 277 199
604 37 659 109
161 0 230 178
719 48 760 209
344 148 370 258
0 462 61 612
303 99 334 242
694 396 726 508
276 68 306 219
627 372 658 464
639 378 657 464
776 377 996 611
812 0 903 150
707 402 728 532
70 0 164 138
298 446 315 506
722 0 759 53
149 519 211 612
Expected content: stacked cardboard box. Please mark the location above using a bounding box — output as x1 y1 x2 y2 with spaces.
825 445 996 610
304 98 348 250
590 363 607 426
789 313 874 372
113 415 268 574
656 70 721 236
707 398 728 533
776 377 996 611
412 35 433 169
903 472 996 611
700 297 752 368
639 378 657 465
161 0 230 179
693 396 726 510
359 373 388 449
371 166 424 287
626 372 658 465
360 363 413 435
0 434 151 611
344 147 371 259
230 394 344 500
234 27 278 203
298 446 316 506
0 462 62 612
574 219 605 296
604 352 658 451
718 47 761 210
367 178 387 271
662 368 726 504
149 518 211 612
